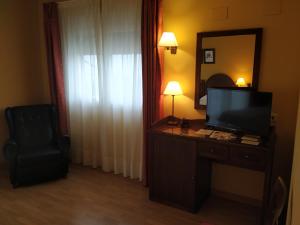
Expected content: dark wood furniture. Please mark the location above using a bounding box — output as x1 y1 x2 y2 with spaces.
148 117 275 225
194 28 263 109
206 73 235 89
3 105 70 187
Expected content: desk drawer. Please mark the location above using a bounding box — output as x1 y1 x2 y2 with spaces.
230 147 266 171
198 142 229 161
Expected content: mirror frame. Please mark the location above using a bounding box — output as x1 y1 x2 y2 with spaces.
194 28 263 109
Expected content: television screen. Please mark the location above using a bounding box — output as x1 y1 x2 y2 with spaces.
206 88 272 136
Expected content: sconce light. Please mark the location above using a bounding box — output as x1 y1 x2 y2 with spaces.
158 32 178 54
236 77 247 87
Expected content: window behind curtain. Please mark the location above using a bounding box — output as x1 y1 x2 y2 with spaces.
58 0 143 180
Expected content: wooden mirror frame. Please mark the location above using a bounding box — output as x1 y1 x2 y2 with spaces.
194 28 263 109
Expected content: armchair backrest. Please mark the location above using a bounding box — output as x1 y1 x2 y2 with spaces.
5 105 58 149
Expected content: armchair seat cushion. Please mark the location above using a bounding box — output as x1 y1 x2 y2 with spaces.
17 146 62 167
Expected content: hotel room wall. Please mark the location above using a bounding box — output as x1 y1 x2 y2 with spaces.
163 0 300 201
286 93 300 225
2 0 297 203
0 0 50 162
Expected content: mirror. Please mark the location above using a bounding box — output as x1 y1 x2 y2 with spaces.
194 28 263 109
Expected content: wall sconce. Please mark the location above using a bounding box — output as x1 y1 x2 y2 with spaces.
158 32 178 54
236 77 247 87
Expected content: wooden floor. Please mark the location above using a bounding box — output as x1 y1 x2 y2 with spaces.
0 165 260 225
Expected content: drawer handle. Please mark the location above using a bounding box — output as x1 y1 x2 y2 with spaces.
244 155 249 159
210 148 215 153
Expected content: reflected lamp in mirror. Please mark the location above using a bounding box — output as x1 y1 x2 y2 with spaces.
164 81 183 125
159 32 178 54
236 77 247 87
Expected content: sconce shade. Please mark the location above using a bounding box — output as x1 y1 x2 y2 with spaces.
158 32 178 47
164 81 183 96
236 77 246 87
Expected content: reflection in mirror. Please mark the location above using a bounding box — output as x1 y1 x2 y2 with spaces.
194 28 263 109
201 35 255 87
199 73 235 105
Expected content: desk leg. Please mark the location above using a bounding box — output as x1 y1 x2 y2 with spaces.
261 147 275 225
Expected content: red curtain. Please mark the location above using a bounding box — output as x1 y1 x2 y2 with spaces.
141 0 164 185
43 2 68 135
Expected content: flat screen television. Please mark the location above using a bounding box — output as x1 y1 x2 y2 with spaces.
206 88 273 137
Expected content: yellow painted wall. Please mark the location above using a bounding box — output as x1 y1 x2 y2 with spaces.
0 0 50 161
286 93 300 225
163 0 300 200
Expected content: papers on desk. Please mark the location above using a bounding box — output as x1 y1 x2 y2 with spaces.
241 135 261 145
195 130 236 141
241 139 260 145
194 129 214 136
209 131 237 141
191 129 261 145
241 135 261 142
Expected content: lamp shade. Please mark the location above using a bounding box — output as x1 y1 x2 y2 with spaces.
158 32 178 47
164 81 183 96
236 77 246 87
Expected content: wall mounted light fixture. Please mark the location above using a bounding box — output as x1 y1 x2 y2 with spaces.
158 32 178 54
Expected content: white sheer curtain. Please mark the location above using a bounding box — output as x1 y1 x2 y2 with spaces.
58 0 143 180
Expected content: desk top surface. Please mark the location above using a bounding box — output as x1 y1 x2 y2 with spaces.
149 117 275 150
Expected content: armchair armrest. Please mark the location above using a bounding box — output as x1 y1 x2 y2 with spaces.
3 139 18 161
57 135 70 160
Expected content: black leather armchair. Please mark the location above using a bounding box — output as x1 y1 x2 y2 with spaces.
3 104 70 187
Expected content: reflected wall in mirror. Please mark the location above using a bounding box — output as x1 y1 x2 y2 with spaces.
202 35 255 84
194 28 263 109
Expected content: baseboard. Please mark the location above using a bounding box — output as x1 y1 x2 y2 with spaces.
211 189 262 207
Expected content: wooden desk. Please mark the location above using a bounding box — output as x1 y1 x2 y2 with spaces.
148 117 275 225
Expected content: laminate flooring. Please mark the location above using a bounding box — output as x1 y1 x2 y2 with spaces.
0 165 260 225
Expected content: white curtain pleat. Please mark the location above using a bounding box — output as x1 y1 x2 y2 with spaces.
59 0 143 180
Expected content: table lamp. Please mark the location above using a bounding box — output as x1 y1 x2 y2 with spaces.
164 81 183 125
236 77 246 87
